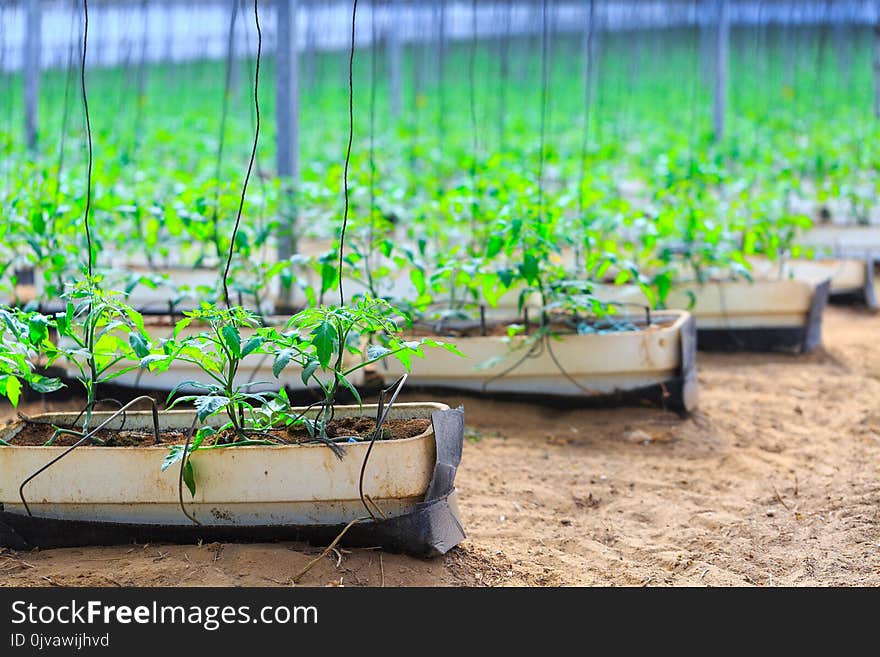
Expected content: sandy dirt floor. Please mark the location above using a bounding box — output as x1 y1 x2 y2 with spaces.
1 302 878 587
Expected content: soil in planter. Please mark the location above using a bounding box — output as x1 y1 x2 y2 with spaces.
7 423 190 447
5 418 431 447
412 315 675 338
284 416 430 443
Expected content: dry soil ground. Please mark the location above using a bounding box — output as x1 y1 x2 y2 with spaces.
1 302 879 587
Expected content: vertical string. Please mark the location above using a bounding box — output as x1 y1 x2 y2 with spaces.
578 0 595 217
81 0 94 279
368 0 377 286
497 0 512 150
54 2 79 209
537 0 549 224
222 0 261 308
468 0 478 250
212 0 239 264
338 0 359 307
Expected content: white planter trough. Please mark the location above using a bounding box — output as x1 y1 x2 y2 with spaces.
596 276 831 353
749 257 876 310
379 310 698 412
0 404 465 556
32 265 276 315
800 225 880 260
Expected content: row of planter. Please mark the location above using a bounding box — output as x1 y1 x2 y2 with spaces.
11 224 879 316
0 270 837 554
56 265 851 413
2 247 874 556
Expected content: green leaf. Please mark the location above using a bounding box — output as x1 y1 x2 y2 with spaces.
28 374 65 393
30 210 46 235
129 332 150 359
486 234 503 258
337 375 362 407
320 262 338 294
311 321 337 369
273 348 294 378
410 268 426 296
123 305 146 334
183 460 196 498
221 325 241 359
241 335 264 357
28 315 48 345
166 380 215 404
521 253 540 285
654 272 672 305
140 354 168 369
161 445 186 471
173 316 193 338
194 395 230 421
2 376 21 407
497 268 515 289
367 344 391 360
301 358 320 385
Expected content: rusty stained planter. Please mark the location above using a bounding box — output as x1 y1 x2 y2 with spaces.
0 404 465 557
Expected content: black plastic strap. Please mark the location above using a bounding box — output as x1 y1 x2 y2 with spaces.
803 278 831 353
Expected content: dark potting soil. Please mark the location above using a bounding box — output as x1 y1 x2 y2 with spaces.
284 417 431 443
5 417 431 448
411 316 675 338
8 423 190 447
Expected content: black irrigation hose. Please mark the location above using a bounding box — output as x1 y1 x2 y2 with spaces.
222 0 262 309
19 396 161 516
338 0 359 307
482 333 546 390
544 334 598 396
358 373 407 520
81 0 94 278
67 397 129 434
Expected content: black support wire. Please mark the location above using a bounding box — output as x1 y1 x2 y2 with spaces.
222 0 262 309
537 0 551 224
338 0 359 307
468 0 478 253
81 0 94 278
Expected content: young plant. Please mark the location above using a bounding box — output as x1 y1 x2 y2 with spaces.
0 307 65 411
147 305 273 441
43 280 151 438
267 296 461 451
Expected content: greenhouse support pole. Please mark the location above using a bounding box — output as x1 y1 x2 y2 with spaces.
225 0 240 94
24 0 41 152
388 1 403 119
713 0 729 141
874 12 880 118
276 0 300 265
